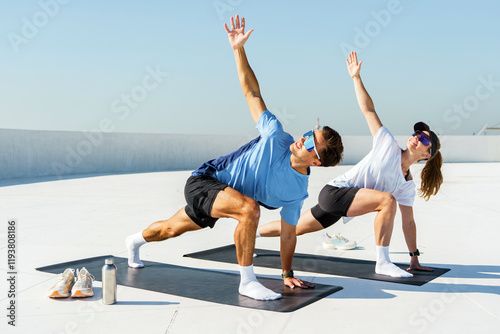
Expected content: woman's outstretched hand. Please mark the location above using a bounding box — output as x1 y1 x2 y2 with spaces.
346 51 363 78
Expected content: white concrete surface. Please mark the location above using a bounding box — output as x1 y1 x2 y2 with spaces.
2 128 500 179
0 163 499 334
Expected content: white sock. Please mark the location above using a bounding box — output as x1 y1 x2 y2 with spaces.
255 229 261 238
125 231 147 268
239 265 282 301
375 246 413 278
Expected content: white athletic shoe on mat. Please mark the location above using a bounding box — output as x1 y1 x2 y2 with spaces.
47 268 75 298
71 267 95 298
323 232 357 250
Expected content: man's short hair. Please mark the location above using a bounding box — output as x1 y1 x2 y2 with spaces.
319 126 343 167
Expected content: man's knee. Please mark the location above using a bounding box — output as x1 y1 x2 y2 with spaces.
159 227 172 239
159 223 183 239
240 198 260 223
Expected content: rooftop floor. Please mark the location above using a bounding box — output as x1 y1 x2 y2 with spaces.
1 163 499 334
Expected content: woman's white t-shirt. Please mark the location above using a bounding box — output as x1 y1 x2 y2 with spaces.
328 126 416 209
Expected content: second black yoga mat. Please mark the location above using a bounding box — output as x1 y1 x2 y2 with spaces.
184 245 450 286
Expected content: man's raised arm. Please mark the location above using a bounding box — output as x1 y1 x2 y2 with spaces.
224 15 267 124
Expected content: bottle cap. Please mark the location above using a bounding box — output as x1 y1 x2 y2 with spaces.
105 258 114 265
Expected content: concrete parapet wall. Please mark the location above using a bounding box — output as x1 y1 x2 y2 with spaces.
0 129 254 179
343 135 500 166
1 129 499 179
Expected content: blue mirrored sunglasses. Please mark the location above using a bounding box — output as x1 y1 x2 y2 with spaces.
412 131 431 146
303 130 321 160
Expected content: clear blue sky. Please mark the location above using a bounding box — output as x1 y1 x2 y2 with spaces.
1 0 499 137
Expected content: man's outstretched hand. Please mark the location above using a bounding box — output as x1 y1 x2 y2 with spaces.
284 277 315 289
407 256 434 272
224 15 253 50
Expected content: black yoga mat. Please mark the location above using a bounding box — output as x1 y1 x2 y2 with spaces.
36 255 342 313
184 245 450 286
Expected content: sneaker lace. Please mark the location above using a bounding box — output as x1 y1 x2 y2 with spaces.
59 270 75 280
78 270 95 284
56 269 74 285
333 233 349 242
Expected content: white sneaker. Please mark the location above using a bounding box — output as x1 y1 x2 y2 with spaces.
71 267 95 298
323 232 357 250
47 268 75 298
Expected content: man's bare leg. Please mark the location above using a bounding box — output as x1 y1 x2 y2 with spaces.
211 187 281 300
127 185 281 300
126 208 202 268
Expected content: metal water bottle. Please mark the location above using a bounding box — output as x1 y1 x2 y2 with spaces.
102 258 117 305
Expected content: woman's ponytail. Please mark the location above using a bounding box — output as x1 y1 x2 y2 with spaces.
419 145 443 201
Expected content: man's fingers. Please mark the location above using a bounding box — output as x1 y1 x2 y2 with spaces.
235 14 240 29
244 29 253 40
295 280 305 288
407 266 435 272
284 278 314 289
298 279 315 288
416 266 434 272
242 17 245 30
304 281 315 288
230 16 235 30
223 23 230 33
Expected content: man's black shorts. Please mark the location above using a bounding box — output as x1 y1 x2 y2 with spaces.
184 175 228 228
311 185 360 228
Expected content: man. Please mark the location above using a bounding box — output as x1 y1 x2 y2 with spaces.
125 15 344 301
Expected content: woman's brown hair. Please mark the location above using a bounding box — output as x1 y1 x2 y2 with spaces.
419 135 443 201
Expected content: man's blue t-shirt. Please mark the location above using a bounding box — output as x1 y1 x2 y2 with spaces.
192 110 309 226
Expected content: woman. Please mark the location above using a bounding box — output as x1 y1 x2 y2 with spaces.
258 52 443 278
